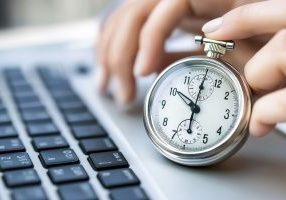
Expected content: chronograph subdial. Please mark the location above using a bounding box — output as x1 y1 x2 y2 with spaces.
177 119 202 144
188 74 214 101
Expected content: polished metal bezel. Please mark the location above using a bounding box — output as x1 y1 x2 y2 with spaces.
144 56 252 166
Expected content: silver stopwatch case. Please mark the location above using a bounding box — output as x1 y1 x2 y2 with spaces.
143 36 252 166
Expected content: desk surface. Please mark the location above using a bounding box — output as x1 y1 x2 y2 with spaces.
88 87 286 200
102 99 286 200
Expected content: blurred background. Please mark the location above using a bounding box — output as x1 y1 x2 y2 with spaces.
0 0 113 29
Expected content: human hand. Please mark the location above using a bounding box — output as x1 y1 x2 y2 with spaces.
97 0 261 105
202 0 286 136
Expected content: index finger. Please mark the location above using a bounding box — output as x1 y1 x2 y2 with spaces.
134 0 190 76
202 0 286 40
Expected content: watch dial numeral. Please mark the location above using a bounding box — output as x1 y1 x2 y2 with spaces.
224 109 230 119
203 134 208 144
217 126 222 135
169 87 177 96
214 79 222 88
161 100 166 109
224 92 229 100
184 76 191 85
163 117 168 126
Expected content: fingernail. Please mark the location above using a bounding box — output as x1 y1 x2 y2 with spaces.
95 66 105 92
113 77 128 105
202 17 223 33
95 66 102 89
134 51 146 76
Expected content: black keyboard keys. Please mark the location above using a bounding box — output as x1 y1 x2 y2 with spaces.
64 111 96 124
58 182 98 200
18 100 43 110
21 108 50 122
0 111 11 124
37 67 148 199
110 187 149 200
0 124 17 138
55 94 80 103
97 168 140 188
0 152 33 171
3 169 40 187
0 101 5 111
71 124 107 139
12 90 36 99
48 164 88 184
39 148 79 167
0 138 25 153
79 137 117 154
27 121 59 137
88 151 129 171
12 186 47 200
58 100 86 111
32 135 69 151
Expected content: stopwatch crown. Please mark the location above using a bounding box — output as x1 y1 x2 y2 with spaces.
195 35 235 58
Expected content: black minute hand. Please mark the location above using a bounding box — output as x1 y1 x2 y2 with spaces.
187 69 209 133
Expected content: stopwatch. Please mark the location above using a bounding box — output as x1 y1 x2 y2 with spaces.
143 36 252 166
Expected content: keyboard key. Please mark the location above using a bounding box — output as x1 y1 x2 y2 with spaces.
50 90 75 99
71 124 106 139
110 187 149 200
48 87 72 96
39 148 79 168
97 168 140 188
14 95 39 104
7 68 22 78
47 82 70 90
9 79 28 88
12 186 47 200
38 67 64 81
0 152 33 171
4 68 23 78
21 108 50 122
32 135 69 151
0 102 5 111
27 121 59 136
88 151 129 171
0 125 17 138
18 100 43 110
3 169 40 187
13 90 36 99
54 94 81 103
8 80 30 88
11 84 33 93
48 164 88 184
14 93 38 102
58 182 98 200
79 137 117 154
5 73 24 79
57 100 86 111
0 111 11 124
64 111 96 124
0 138 25 153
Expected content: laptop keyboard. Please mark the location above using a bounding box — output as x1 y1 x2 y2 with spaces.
0 67 149 200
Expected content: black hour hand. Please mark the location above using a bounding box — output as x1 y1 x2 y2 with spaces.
177 91 200 113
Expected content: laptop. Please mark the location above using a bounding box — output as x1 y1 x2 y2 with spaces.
0 13 286 200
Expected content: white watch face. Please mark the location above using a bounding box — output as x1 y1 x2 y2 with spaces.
149 63 242 153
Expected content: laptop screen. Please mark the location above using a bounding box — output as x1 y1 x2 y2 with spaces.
0 0 112 30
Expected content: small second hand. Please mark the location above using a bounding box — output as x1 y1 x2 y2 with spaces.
187 69 208 134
